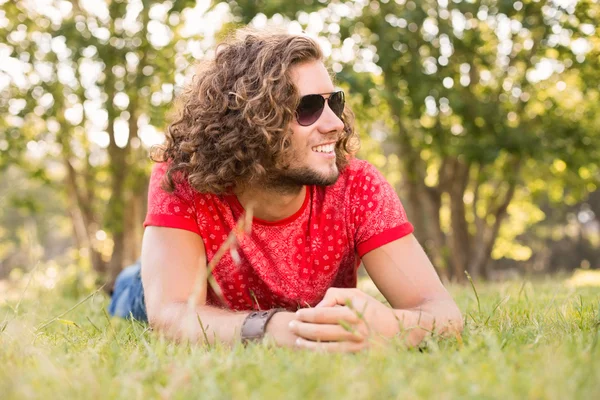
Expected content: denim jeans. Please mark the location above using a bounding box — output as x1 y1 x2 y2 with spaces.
108 261 148 322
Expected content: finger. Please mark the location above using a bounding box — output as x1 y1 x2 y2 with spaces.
316 288 357 308
295 337 367 353
289 320 365 342
296 306 360 325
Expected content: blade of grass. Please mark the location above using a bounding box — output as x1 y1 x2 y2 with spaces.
465 271 481 314
518 280 529 303
36 283 106 332
57 319 81 329
86 316 102 333
484 296 510 325
187 205 254 311
197 313 211 348
1 261 41 330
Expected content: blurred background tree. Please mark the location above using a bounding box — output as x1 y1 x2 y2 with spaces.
0 0 227 285
1 0 600 286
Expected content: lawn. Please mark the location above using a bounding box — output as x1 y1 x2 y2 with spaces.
1 266 599 400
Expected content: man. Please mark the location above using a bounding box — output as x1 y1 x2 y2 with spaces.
109 28 463 353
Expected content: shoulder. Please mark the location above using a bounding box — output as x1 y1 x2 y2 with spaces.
316 158 388 207
149 163 194 203
149 162 219 208
146 162 233 234
333 158 401 216
342 158 378 175
336 158 386 190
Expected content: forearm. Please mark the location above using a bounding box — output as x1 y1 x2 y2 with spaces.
150 302 249 345
150 303 299 347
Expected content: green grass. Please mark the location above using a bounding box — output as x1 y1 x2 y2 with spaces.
1 269 599 400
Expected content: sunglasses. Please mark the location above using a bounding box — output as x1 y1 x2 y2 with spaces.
295 90 345 126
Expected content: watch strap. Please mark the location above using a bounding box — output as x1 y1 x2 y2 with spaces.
241 308 286 344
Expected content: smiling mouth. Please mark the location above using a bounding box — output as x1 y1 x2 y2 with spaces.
312 143 335 153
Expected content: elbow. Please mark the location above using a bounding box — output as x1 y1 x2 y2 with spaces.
144 286 188 339
448 306 464 335
144 293 164 331
439 301 464 336
145 302 172 336
422 297 464 336
146 311 163 334
404 302 463 347
147 301 196 343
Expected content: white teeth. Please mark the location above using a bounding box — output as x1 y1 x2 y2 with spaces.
313 144 335 153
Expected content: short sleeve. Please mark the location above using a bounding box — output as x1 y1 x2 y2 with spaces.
348 161 414 257
143 163 201 235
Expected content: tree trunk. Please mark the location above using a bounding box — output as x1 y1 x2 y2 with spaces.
63 157 106 274
447 158 471 282
423 186 451 281
123 188 146 266
393 118 451 280
587 189 600 228
123 194 136 267
106 148 128 289
468 167 519 280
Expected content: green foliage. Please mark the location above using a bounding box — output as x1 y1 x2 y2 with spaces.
0 166 72 272
224 0 600 275
227 0 323 25
3 0 600 276
1 269 599 399
0 0 226 275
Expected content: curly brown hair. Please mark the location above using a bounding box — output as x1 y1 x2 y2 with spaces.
152 28 359 194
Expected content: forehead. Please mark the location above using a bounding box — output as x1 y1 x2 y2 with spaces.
289 60 335 96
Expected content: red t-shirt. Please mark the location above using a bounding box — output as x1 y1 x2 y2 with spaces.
144 158 413 311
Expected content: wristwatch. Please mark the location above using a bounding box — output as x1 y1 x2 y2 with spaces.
241 308 286 344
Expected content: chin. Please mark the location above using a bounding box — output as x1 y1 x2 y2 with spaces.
310 167 339 186
282 165 340 187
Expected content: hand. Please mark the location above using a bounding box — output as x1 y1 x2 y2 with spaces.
289 288 401 352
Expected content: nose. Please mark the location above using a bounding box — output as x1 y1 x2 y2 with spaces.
318 102 344 134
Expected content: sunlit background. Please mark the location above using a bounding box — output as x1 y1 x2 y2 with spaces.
2 0 600 292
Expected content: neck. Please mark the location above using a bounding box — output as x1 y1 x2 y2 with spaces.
235 185 307 222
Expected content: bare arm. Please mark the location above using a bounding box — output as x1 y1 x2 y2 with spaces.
141 226 297 346
291 234 462 351
362 233 463 342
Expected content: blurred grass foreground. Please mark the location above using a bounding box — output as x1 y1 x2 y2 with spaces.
1 265 599 399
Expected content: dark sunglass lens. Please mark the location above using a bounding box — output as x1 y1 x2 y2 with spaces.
297 95 325 126
328 91 345 119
